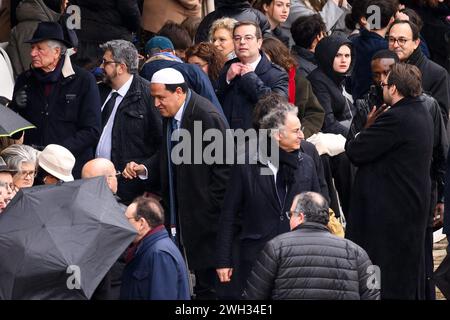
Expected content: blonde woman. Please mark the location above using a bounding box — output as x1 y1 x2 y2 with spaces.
209 17 238 61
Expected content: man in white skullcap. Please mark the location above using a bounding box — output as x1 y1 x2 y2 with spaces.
124 67 231 299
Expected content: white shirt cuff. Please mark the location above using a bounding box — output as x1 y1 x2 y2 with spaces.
138 166 149 180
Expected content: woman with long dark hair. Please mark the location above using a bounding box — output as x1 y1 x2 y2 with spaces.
253 0 291 47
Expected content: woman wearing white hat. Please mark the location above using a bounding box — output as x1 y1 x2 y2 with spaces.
38 144 75 185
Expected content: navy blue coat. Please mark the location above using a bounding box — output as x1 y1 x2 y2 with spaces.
216 53 288 130
140 59 224 116
10 61 101 178
350 28 388 100
216 150 320 285
120 228 191 300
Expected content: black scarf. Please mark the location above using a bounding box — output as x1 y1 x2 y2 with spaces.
31 55 65 84
278 147 299 187
406 47 423 66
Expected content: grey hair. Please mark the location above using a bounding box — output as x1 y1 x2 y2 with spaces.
0 144 39 172
259 102 298 136
209 17 238 42
46 40 67 56
293 192 330 225
100 39 139 74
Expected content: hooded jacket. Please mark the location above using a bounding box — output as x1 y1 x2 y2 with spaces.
195 0 271 43
307 35 355 136
6 0 60 77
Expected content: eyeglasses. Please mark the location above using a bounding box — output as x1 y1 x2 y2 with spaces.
233 35 257 43
380 82 390 88
387 36 411 46
101 58 120 66
16 170 37 178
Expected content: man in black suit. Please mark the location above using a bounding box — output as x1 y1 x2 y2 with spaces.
125 68 231 299
216 101 320 294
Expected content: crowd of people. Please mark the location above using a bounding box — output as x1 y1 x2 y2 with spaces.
0 0 450 300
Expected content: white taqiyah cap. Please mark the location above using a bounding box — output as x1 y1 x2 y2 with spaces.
150 68 185 85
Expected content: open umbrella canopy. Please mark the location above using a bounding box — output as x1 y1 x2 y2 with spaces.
0 104 35 137
0 177 137 300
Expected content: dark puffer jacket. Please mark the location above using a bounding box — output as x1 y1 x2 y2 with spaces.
195 0 271 43
244 222 380 300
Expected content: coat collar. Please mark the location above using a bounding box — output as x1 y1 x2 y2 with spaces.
406 47 425 66
292 221 330 233
138 227 169 252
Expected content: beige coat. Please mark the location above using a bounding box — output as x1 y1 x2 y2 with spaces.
141 0 202 33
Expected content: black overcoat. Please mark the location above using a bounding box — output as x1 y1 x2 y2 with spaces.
345 96 434 299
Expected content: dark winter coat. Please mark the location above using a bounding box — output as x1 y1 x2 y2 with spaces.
244 222 380 300
421 94 448 207
160 90 231 271
269 26 290 48
195 0 271 43
6 0 60 77
140 58 223 114
308 35 355 136
291 45 317 77
345 96 434 299
105 75 162 204
407 47 450 126
10 58 101 178
120 228 190 300
216 52 288 130
444 148 450 235
350 28 388 100
70 0 140 42
216 150 320 284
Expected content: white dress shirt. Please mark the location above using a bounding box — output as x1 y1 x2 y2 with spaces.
96 75 134 159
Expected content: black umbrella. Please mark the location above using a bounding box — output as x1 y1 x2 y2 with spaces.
0 104 35 137
0 177 137 300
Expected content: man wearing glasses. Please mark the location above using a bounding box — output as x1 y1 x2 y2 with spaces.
345 63 434 299
388 19 449 126
216 21 288 130
97 39 162 205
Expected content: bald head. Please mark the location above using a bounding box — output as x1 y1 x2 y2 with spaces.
82 158 118 194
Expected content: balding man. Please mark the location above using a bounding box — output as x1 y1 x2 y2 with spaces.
82 158 124 300
82 158 118 195
120 196 190 300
